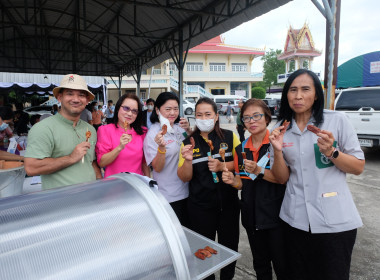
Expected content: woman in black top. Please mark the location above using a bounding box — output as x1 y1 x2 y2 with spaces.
222 98 288 280
178 97 240 280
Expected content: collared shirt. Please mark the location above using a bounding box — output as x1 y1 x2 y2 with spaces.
105 105 115 118
234 130 270 177
144 122 188 203
25 113 97 189
146 111 153 129
270 110 364 233
96 124 147 177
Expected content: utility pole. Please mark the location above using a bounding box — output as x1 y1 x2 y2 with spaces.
311 0 341 109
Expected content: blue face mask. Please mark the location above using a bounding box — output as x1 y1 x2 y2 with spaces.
0 122 9 132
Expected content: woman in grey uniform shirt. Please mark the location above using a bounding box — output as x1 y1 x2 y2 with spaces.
269 69 365 280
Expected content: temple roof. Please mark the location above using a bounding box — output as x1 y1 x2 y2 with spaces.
189 35 265 55
278 23 322 60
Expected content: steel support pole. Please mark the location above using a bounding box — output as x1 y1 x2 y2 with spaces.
118 74 122 98
178 29 184 117
312 0 340 109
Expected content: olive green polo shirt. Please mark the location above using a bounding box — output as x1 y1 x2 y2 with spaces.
25 113 97 189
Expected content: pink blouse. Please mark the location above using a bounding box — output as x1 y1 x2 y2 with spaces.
96 124 147 177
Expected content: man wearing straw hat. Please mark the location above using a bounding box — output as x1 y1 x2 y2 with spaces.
25 74 102 189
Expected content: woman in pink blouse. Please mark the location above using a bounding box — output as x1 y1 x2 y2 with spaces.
96 93 150 177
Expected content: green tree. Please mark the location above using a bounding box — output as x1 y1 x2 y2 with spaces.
261 49 286 89
251 87 266 99
303 60 309 69
289 60 295 72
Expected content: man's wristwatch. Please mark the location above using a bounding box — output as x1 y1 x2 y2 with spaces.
257 166 265 179
327 147 339 159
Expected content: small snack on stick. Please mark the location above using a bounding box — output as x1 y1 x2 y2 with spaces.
241 152 247 160
207 140 214 151
82 129 91 163
307 124 321 135
280 120 290 134
190 137 195 149
219 148 226 169
123 120 129 132
85 130 91 141
162 124 168 135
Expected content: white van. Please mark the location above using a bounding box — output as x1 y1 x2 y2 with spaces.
212 95 247 115
334 86 380 147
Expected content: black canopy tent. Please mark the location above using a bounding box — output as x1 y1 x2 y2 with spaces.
0 0 292 77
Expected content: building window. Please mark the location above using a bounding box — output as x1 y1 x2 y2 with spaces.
186 62 203 72
210 63 225 72
231 82 248 97
169 62 178 72
232 63 247 72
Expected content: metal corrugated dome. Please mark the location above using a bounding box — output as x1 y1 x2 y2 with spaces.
0 0 291 77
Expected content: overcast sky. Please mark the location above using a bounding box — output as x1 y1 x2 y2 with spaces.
223 0 380 76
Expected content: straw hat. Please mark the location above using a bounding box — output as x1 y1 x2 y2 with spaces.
53 74 95 101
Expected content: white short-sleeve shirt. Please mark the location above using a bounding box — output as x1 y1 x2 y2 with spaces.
143 122 189 203
270 110 364 233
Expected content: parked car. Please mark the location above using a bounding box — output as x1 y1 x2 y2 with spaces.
24 105 53 116
183 99 195 115
334 86 380 147
213 95 247 115
262 98 280 118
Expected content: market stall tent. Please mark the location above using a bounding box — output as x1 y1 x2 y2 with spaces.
337 51 380 88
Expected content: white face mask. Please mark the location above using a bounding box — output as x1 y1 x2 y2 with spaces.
195 118 215 133
147 105 154 111
158 113 174 134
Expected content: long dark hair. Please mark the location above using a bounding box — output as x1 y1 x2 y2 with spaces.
150 91 180 124
241 98 272 128
279 69 324 128
112 93 145 135
192 97 224 140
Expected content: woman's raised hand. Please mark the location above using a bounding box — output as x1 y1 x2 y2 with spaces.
181 144 194 161
269 126 284 152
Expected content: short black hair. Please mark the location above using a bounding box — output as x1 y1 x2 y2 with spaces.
146 98 155 104
108 100 113 104
30 114 41 126
279 69 324 128
0 106 14 121
150 92 180 124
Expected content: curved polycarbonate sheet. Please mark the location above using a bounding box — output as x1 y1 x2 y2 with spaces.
0 174 195 280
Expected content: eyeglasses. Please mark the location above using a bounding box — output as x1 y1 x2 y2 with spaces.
242 114 264 123
121 106 138 115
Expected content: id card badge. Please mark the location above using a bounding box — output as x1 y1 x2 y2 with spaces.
314 141 337 169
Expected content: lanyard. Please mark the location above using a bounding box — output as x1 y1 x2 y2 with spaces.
240 138 270 181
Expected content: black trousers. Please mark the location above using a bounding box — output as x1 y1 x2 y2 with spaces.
106 118 113 124
170 198 190 227
284 222 357 280
246 225 289 280
237 124 245 143
188 200 240 280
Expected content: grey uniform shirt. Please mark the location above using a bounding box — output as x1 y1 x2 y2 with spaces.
143 122 189 203
270 110 364 233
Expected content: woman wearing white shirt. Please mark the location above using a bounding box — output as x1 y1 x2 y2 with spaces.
143 92 191 225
